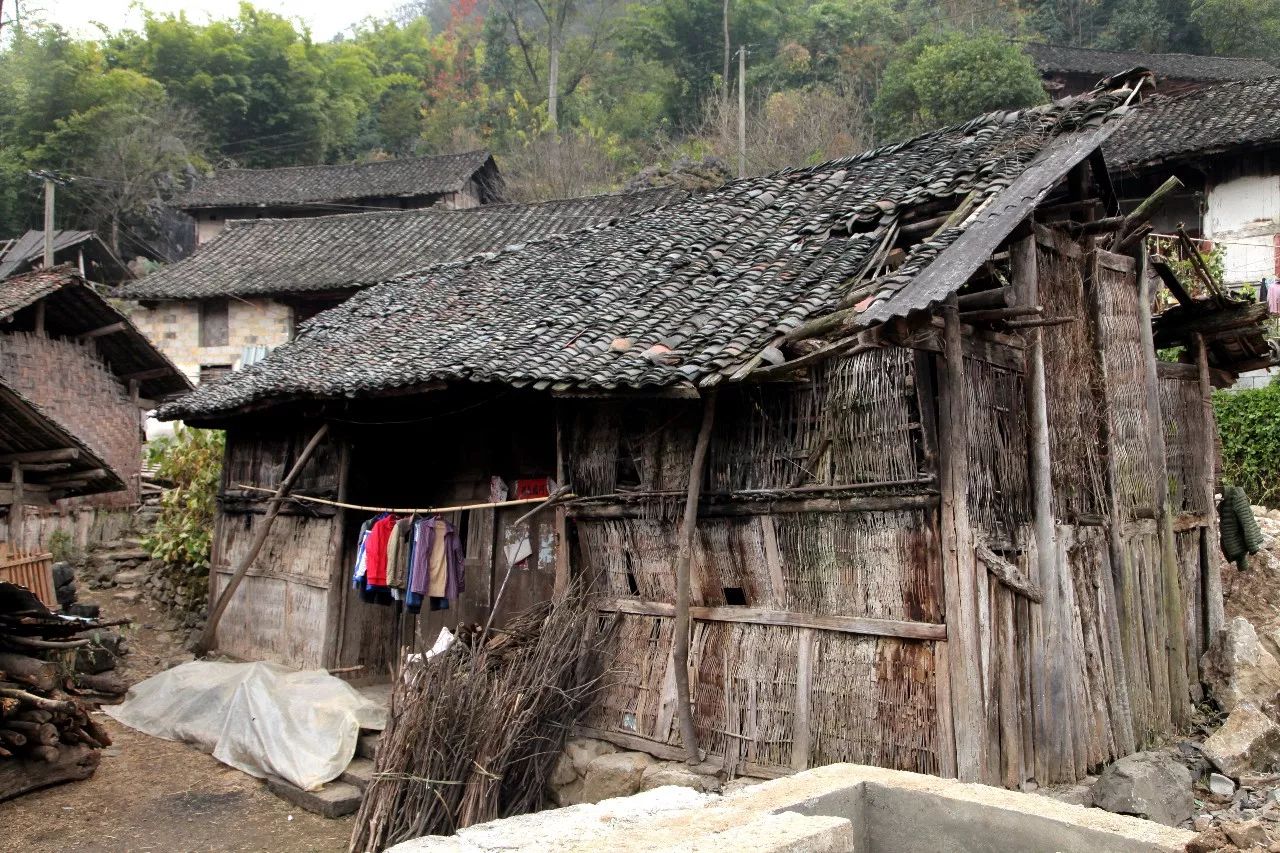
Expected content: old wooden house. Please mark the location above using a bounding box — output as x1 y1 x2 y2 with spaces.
174 150 504 248
162 85 1270 788
0 268 190 515
1022 41 1278 98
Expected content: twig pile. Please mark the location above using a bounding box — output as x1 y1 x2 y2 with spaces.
0 581 128 799
350 586 610 853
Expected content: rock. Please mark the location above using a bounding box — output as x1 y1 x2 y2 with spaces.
1193 815 1213 832
1204 704 1280 779
564 737 617 777
550 753 578 788
639 762 721 794
1040 780 1095 807
550 778 585 807
113 589 142 604
1093 750 1194 826
113 568 147 586
1212 772 1240 797
1223 818 1269 848
1202 618 1280 712
1187 826 1234 853
580 752 653 804
722 776 767 796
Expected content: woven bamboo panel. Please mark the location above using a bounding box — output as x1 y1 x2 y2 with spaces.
965 356 1031 546
1159 376 1210 515
587 612 675 740
1038 242 1107 520
0 546 55 608
808 633 938 774
708 348 922 491
1094 258 1160 518
576 518 679 601
773 509 941 622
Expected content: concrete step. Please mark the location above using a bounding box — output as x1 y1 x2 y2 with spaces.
356 732 381 761
341 757 375 791
266 776 362 818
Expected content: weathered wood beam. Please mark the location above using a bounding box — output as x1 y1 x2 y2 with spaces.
43 468 106 486
568 492 939 519
1152 303 1268 348
672 391 716 765
1112 176 1183 247
78 321 127 340
0 449 78 464
598 598 947 641
1197 333 1226 640
119 366 172 383
1149 255 1194 306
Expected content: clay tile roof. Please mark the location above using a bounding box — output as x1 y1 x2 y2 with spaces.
161 92 1131 423
0 268 192 400
1022 42 1278 84
118 188 689 301
173 150 498 209
1104 78 1280 170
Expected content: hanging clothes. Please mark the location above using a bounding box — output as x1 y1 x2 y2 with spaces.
1269 279 1280 316
363 514 398 588
1259 278 1270 307
386 517 415 590
352 517 377 587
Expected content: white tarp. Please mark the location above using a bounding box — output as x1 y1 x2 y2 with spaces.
106 660 387 791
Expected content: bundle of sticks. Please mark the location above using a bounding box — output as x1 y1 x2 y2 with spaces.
350 584 612 853
0 581 129 800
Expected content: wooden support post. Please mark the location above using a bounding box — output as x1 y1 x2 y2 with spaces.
553 403 570 599
321 436 352 671
674 391 717 765
937 297 987 782
193 423 330 657
1196 333 1225 639
7 461 23 550
1135 243 1192 728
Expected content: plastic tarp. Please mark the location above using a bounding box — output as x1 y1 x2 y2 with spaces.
106 660 387 791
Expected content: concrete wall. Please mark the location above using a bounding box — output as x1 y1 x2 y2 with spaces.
129 298 293 385
0 331 142 506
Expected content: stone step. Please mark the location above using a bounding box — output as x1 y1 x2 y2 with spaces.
113 568 148 586
341 757 375 791
356 732 381 761
102 548 149 562
266 776 362 819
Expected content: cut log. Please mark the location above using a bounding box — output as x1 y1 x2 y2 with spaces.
6 721 58 745
0 729 26 748
0 654 56 692
81 718 112 748
0 687 73 714
69 672 127 696
25 745 59 763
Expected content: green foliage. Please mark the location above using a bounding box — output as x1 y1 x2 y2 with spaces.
872 31 1048 141
46 528 78 564
1213 379 1280 507
1191 0 1280 57
144 427 225 570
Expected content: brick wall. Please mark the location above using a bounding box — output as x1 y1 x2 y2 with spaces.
129 298 293 384
0 332 142 505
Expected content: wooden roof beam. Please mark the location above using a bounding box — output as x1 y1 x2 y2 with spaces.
0 449 79 464
120 367 173 383
79 321 128 341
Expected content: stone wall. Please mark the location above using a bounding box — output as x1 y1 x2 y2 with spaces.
0 331 142 506
128 298 293 385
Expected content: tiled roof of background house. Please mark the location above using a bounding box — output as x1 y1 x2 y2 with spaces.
119 188 689 300
1104 78 1280 169
0 268 192 400
174 150 498 209
0 230 128 281
161 91 1131 422
1021 42 1278 84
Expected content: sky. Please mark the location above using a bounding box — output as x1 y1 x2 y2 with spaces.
18 0 398 40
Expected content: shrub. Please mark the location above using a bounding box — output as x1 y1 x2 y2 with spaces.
1213 379 1280 507
144 426 224 569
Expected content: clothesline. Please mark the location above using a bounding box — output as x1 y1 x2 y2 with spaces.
233 484 575 516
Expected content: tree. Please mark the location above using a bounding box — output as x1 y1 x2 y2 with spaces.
1191 0 1280 57
872 31 1047 141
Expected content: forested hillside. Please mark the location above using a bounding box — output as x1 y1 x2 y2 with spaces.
0 0 1273 256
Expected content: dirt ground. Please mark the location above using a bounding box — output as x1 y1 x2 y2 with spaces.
0 576 354 853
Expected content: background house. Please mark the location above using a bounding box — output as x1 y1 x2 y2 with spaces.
0 230 134 285
118 189 686 385
160 88 1264 787
1022 42 1278 97
174 150 503 248
0 268 190 510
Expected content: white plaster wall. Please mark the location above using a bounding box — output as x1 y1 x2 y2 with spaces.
1207 172 1280 285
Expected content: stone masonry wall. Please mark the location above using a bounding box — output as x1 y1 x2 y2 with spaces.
129 297 293 385
0 331 141 506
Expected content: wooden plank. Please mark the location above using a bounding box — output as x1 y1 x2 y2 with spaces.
320 437 351 670
791 628 814 771
997 591 1020 788
936 299 988 782
653 648 679 745
574 726 793 779
933 639 958 777
0 449 78 464
759 515 786 601
597 599 947 640
568 493 939 520
1196 334 1225 639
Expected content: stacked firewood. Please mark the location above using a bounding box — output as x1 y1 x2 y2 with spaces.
0 581 129 799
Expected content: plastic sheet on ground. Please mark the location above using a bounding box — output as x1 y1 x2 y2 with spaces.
106 660 387 791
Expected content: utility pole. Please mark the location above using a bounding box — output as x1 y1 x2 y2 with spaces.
737 46 747 179
42 178 54 268
722 0 730 107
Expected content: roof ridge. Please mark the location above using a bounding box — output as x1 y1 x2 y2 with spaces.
205 149 491 177
1017 39 1275 65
